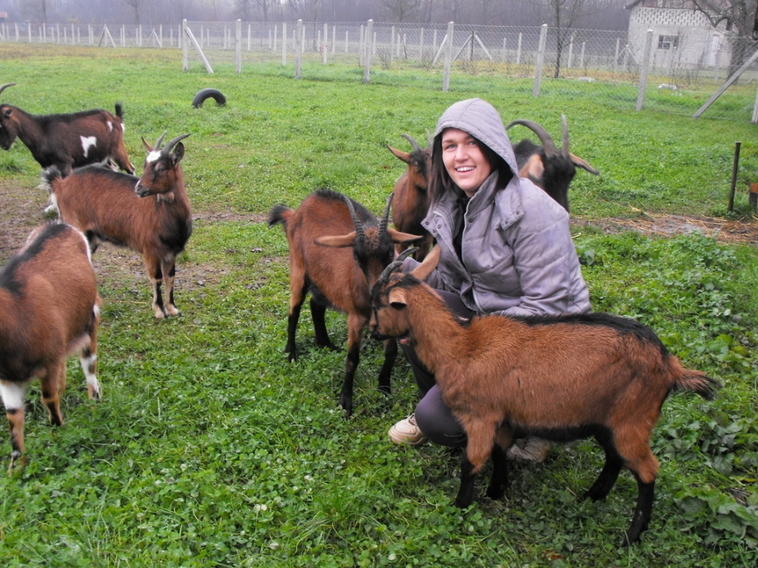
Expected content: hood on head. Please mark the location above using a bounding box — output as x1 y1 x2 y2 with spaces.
434 98 519 176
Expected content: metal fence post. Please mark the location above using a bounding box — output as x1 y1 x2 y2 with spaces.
636 29 653 111
533 24 547 97
442 21 454 91
363 19 373 83
295 20 302 79
235 19 241 74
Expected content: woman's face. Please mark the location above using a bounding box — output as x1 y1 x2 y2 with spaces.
441 128 492 198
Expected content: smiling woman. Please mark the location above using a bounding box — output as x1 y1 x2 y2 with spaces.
388 98 592 465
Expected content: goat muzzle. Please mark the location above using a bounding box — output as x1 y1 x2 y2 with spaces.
134 181 150 198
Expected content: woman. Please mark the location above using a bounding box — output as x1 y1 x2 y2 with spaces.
388 98 591 462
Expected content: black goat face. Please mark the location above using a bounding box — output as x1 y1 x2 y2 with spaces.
0 107 17 150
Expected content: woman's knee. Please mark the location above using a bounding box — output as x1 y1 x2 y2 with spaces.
415 387 467 448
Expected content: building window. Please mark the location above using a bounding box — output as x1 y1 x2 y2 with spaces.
658 35 679 50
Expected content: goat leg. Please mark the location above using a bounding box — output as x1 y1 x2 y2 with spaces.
5 407 25 476
584 453 624 502
486 443 509 500
339 318 363 416
375 338 397 395
310 298 337 350
623 477 655 546
162 260 180 317
454 453 477 508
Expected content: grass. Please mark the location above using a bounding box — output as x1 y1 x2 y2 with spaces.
0 44 757 567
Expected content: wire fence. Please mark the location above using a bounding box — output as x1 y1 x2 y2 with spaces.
2 19 757 123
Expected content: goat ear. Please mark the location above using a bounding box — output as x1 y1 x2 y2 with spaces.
388 287 408 308
172 143 185 163
387 228 423 245
314 232 357 248
141 137 153 152
570 153 599 175
387 145 411 164
410 246 440 281
520 154 545 185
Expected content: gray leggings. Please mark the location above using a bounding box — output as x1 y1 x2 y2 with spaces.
400 289 474 449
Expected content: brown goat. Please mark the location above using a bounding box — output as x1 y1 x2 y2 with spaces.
0 83 134 177
369 247 719 545
507 115 598 212
0 222 101 474
387 133 433 261
268 189 422 415
41 132 192 318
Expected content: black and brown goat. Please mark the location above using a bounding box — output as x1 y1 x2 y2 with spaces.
0 222 101 474
41 133 192 319
269 189 422 415
387 132 433 261
0 82 134 177
370 247 719 545
507 115 598 211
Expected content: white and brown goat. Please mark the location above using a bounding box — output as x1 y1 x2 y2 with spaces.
0 222 101 474
0 83 134 177
370 247 718 545
387 132 433 261
507 115 598 211
269 189 422 415
41 132 192 318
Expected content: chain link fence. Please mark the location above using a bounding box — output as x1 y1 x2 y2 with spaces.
2 19 757 122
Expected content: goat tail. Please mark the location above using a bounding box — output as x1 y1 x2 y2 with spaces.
39 166 63 193
673 368 720 401
115 102 124 119
38 166 63 217
268 204 293 228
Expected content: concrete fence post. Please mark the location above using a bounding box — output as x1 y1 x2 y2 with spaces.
363 19 374 83
442 21 455 91
636 29 653 111
295 19 302 79
533 24 547 97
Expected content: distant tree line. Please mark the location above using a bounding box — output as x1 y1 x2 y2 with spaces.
0 0 631 31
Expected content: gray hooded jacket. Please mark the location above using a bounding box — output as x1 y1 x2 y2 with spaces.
413 98 591 317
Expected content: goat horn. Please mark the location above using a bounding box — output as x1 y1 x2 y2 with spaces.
154 131 167 150
161 133 191 155
506 119 559 158
378 246 418 284
561 114 570 159
378 192 394 238
0 83 16 98
426 129 432 149
343 195 366 242
401 133 422 154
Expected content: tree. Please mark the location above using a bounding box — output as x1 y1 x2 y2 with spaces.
382 0 422 22
21 0 50 24
123 0 146 24
528 0 601 78
689 0 758 77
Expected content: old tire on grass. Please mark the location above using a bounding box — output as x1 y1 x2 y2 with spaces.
192 88 226 108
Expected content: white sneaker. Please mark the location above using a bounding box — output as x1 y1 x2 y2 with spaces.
388 413 427 446
506 437 551 463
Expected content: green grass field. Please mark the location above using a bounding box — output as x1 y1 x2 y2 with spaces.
0 44 757 567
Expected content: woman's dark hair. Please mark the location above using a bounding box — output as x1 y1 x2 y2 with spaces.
429 129 512 207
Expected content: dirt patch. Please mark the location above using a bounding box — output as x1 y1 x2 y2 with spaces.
573 211 758 245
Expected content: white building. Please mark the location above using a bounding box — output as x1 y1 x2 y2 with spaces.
626 0 729 70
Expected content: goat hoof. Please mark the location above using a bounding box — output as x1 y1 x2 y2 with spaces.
486 484 506 500
192 88 226 108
